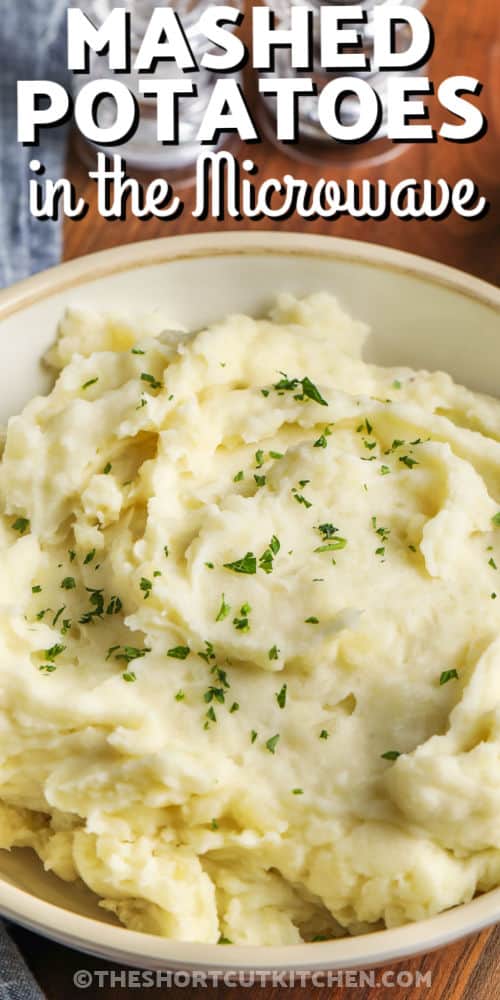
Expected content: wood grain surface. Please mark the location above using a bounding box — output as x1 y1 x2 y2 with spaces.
17 0 500 996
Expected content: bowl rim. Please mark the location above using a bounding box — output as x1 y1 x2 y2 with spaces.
0 231 498 322
0 231 498 970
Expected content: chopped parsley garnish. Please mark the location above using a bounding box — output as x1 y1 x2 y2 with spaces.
272 374 328 406
175 690 185 701
115 646 151 663
375 547 385 557
318 523 338 539
314 538 347 553
103 462 112 475
12 517 30 535
440 669 459 685
270 535 280 555
167 645 190 660
313 434 327 449
105 645 120 661
268 645 279 661
136 396 147 410
83 549 96 565
276 684 287 709
254 474 266 487
206 706 217 723
81 378 98 390
140 372 162 390
380 465 391 475
164 546 169 558
122 672 136 683
204 686 226 705
106 595 122 615
210 818 219 830
52 606 66 626
224 552 257 575
270 450 284 460
319 730 329 739
140 577 153 599
32 585 42 594
61 577 76 590
261 389 270 398
265 733 280 754
408 544 417 552
492 512 500 527
131 347 145 355
78 588 105 624
39 664 57 673
292 489 312 509
233 603 251 632
381 750 401 760
292 788 303 795
250 730 258 743
44 643 66 661
198 641 216 664
489 557 498 570
305 616 319 624
218 936 232 945
230 702 239 713
363 439 377 451
68 550 76 562
399 455 419 469
255 450 265 468
233 470 244 482
216 594 230 622
205 561 214 569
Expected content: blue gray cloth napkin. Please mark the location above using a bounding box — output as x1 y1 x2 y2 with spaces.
0 0 68 994
0 925 45 1000
0 0 70 288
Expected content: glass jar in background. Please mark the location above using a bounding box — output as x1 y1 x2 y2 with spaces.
72 0 242 178
259 0 429 163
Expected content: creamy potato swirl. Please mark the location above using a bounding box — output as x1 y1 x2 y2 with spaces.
0 295 499 944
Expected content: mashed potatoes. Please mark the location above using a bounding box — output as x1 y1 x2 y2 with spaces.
0 293 499 945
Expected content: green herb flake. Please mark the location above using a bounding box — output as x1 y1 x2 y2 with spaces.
115 646 151 663
167 645 190 660
440 669 459 685
12 517 30 535
68 550 76 562
215 594 230 622
292 788 303 795
489 557 498 570
250 730 258 744
392 380 402 389
210 818 219 830
255 449 265 468
265 733 280 754
269 451 284 459
301 377 328 407
314 434 327 449
218 935 232 945
122 672 136 683
293 491 312 509
319 730 329 740
81 378 98 390
32 585 42 594
224 552 257 575
254 474 266 487
83 549 96 565
61 577 76 590
305 616 319 624
314 538 347 553
276 684 287 709
140 372 162 390
106 595 123 616
131 347 145 355
233 470 244 482
39 664 57 673
103 462 112 475
268 644 279 661
381 750 401 760
270 535 280 555
140 577 153 599
399 455 419 469
230 701 239 713
492 512 500 527
380 465 391 476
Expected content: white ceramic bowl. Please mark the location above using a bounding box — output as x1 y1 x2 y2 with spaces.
0 232 498 972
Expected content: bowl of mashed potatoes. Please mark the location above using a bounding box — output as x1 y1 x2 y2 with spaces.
0 232 498 972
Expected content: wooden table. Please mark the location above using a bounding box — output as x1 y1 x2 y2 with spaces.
16 0 500 996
